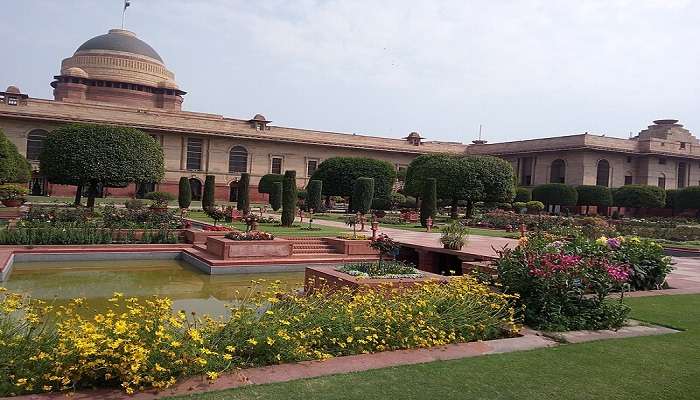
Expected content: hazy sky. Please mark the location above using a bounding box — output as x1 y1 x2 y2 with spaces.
2 0 699 143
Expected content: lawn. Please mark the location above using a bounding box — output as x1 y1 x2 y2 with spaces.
187 211 349 238
26 196 265 210
173 294 700 400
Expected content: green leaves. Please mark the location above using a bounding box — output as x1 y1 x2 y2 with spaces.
310 157 396 198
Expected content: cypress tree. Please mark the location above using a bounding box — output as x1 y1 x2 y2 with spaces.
352 177 374 215
178 176 192 209
237 173 251 213
307 179 323 212
202 175 216 209
420 178 437 227
281 170 297 227
270 181 282 211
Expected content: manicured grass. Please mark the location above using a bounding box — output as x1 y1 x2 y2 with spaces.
26 196 266 210
187 211 349 238
173 294 700 400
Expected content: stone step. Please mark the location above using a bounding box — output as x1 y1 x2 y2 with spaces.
294 249 341 255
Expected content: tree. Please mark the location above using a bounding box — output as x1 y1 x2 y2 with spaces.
306 179 323 212
420 178 437 227
613 184 665 209
352 177 374 215
281 170 297 227
532 183 578 210
270 181 282 211
576 185 612 214
310 157 396 199
237 173 251 213
0 129 30 184
202 175 216 209
258 173 284 194
178 176 192 209
665 189 680 214
675 186 700 212
514 187 531 203
40 123 164 208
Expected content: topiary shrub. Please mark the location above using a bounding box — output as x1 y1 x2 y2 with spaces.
306 180 323 212
665 189 679 210
526 201 544 214
310 157 396 199
371 197 391 211
352 177 375 215
202 175 216 209
237 173 251 213
513 201 527 213
514 187 531 203
178 176 192 209
674 186 700 211
613 184 665 209
258 174 284 194
531 183 578 208
420 178 437 227
0 128 31 184
281 171 297 227
270 181 282 211
576 185 612 214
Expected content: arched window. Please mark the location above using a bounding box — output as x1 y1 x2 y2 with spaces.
228 146 248 173
549 159 566 183
596 160 610 187
658 173 666 189
26 129 48 161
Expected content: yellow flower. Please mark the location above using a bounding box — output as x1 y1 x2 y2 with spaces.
114 320 127 334
247 338 258 346
206 371 219 380
223 353 233 361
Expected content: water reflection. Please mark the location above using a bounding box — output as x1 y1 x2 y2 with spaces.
2 259 304 317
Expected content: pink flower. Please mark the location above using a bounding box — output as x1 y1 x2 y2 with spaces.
606 238 622 250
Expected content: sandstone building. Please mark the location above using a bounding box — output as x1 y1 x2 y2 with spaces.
0 28 698 202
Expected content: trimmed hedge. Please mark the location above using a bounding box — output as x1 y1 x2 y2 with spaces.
665 189 679 210
675 186 700 211
531 183 578 207
202 175 216 209
310 157 396 198
270 181 282 211
178 176 192 209
352 177 375 214
237 173 250 213
514 187 531 203
576 185 612 207
258 174 284 194
420 178 437 227
613 184 665 209
281 170 297 226
306 180 323 212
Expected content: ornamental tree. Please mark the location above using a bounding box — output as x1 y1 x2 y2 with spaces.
39 123 164 209
420 178 437 227
281 170 297 227
0 129 31 185
202 175 216 210
675 186 700 212
258 173 284 194
306 179 323 212
237 173 251 213
514 187 531 203
613 184 665 209
178 177 192 209
270 181 282 211
310 157 396 199
532 183 578 210
352 177 374 215
576 185 612 214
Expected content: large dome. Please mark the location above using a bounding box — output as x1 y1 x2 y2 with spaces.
75 29 163 62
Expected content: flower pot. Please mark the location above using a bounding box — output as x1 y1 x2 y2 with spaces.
1 199 23 207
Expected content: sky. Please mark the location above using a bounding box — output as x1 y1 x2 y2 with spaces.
1 0 699 144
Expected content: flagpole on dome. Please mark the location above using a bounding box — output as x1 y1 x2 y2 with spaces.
121 0 131 29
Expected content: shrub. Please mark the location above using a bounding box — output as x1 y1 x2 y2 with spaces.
665 189 679 210
224 231 275 241
512 201 527 213
178 176 192 209
613 184 665 209
0 128 31 184
202 175 216 209
576 185 612 209
609 236 673 290
389 192 406 210
420 178 437 227
352 177 374 214
526 201 544 213
371 197 391 211
237 173 251 213
124 198 145 210
675 186 700 211
281 171 297 227
205 207 227 225
337 261 420 278
531 183 578 207
145 191 174 207
306 180 323 212
0 184 28 200
440 222 470 250
514 187 531 203
310 157 396 199
269 182 282 211
258 174 284 194
369 233 400 265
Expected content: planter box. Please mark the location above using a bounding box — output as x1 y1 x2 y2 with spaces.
206 236 292 259
325 238 378 255
183 228 232 244
304 266 448 293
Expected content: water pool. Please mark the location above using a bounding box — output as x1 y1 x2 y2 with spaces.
1 259 305 316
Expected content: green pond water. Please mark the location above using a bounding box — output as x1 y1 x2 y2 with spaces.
2 259 305 317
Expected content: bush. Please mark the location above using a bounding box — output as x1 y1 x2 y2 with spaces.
0 184 28 200
526 201 544 213
613 184 665 209
306 180 323 212
576 185 612 208
665 189 679 210
145 191 174 207
237 173 251 213
178 177 192 209
0 128 31 184
371 197 391 211
124 198 145 210
512 201 527 213
202 175 216 209
224 231 275 241
352 177 374 214
204 207 227 225
310 157 396 199
420 178 437 227
269 182 282 211
281 171 297 227
531 183 578 207
337 261 419 278
258 174 284 194
440 222 470 250
514 187 531 203
675 186 700 211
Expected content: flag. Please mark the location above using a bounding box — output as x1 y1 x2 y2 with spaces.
124 0 131 10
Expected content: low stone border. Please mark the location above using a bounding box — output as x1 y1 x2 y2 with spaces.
4 320 679 400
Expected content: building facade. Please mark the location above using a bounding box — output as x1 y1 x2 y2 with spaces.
1 28 698 201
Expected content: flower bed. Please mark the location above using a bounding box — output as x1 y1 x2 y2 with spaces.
206 235 291 259
224 231 274 241
337 261 420 278
0 278 520 396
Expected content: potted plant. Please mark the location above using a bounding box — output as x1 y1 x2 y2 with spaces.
440 221 470 250
145 191 174 213
369 233 400 267
0 184 29 207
